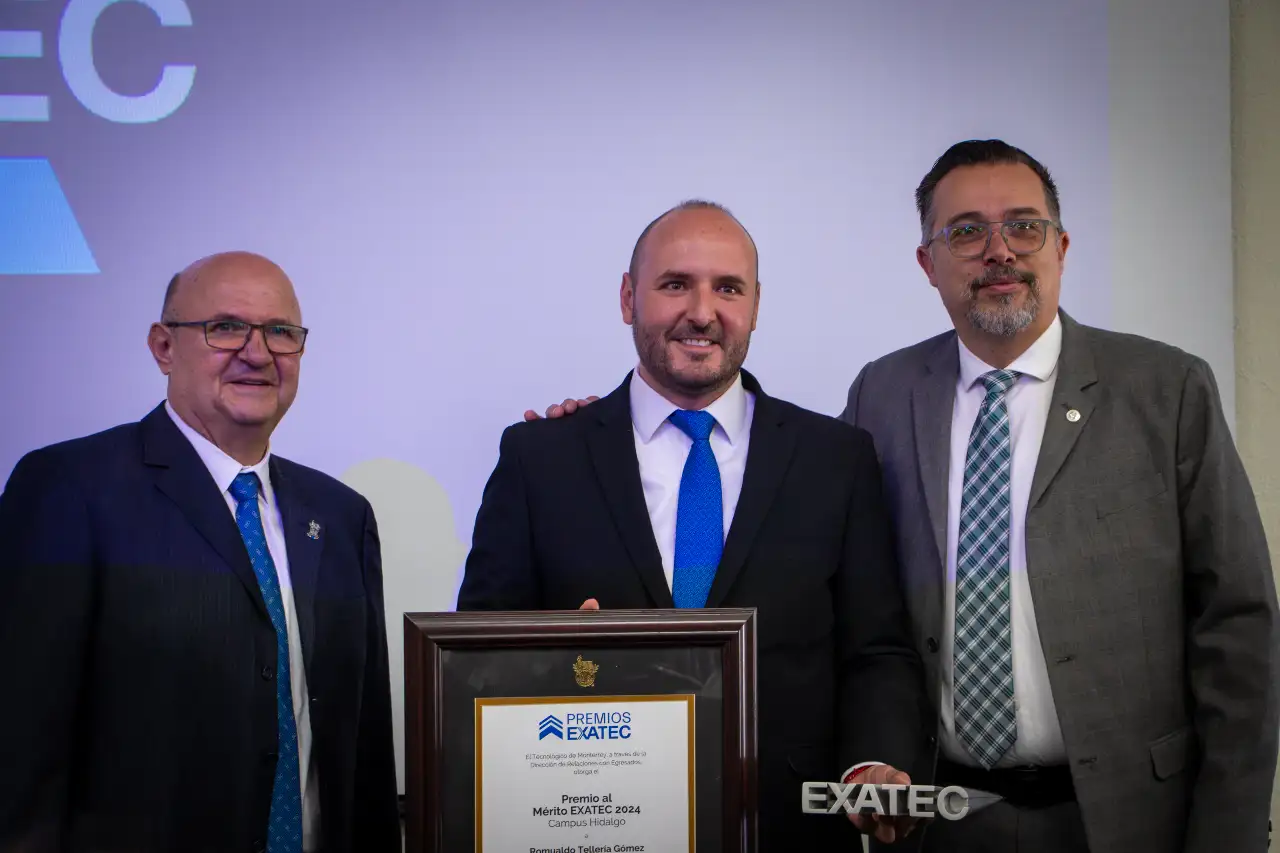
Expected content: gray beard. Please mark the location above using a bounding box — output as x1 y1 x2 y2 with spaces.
966 285 1041 337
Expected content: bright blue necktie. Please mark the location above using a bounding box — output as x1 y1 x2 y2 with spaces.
953 369 1020 769
669 410 723 608
229 473 302 853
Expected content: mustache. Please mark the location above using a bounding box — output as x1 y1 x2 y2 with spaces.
967 265 1036 294
666 324 722 342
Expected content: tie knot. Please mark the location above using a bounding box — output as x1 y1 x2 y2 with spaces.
669 409 717 442
980 369 1020 398
228 472 261 504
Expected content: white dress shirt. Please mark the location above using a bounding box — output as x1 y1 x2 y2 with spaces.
628 373 887 783
165 403 321 850
939 315 1068 768
629 370 753 590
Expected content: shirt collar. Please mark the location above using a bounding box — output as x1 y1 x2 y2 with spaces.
629 369 750 446
164 400 275 504
957 312 1062 390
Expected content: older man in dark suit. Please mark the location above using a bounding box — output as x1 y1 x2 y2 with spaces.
0 252 401 853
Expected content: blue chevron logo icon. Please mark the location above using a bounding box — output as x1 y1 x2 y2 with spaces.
538 714 563 740
0 158 98 274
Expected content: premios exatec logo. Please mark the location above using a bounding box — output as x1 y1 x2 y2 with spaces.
538 711 633 742
1 0 197 274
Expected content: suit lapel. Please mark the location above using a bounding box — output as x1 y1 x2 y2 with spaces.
585 376 673 608
271 458 323 674
911 337 959 575
142 405 269 622
1029 311 1098 509
706 374 795 607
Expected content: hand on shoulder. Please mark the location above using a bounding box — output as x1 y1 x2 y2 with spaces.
523 396 600 422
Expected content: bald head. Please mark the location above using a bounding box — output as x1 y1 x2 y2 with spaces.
148 250 304 465
627 200 758 286
620 199 761 411
161 251 299 323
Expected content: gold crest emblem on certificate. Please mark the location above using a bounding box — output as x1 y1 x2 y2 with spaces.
572 654 599 688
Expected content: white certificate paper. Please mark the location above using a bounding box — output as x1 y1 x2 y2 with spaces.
475 694 695 852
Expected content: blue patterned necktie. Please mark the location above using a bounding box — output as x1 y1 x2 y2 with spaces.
229 473 302 853
953 369 1020 769
668 410 723 608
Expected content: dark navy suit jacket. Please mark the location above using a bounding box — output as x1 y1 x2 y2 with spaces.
457 370 930 849
0 404 400 853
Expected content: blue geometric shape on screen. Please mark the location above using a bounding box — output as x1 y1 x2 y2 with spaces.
538 714 563 740
0 157 98 274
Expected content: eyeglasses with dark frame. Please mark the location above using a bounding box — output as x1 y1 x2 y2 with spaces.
925 218 1062 259
164 319 309 354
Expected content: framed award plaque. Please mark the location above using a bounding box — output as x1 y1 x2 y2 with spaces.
403 608 758 852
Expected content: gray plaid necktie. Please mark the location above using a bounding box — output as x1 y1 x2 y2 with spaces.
954 368 1020 768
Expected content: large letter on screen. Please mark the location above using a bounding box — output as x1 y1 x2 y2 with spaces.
59 0 196 124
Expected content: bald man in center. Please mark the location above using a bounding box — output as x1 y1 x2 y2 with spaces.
0 252 401 853
457 201 930 848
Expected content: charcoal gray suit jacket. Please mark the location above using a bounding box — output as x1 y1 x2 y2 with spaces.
841 309 1279 853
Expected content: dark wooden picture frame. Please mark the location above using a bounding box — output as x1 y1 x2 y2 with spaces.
403 608 758 853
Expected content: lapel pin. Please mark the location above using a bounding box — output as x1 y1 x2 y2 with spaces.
307 520 321 540
1066 408 1081 423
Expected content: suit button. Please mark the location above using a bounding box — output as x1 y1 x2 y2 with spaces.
251 840 265 853
926 637 939 653
262 751 277 766
927 734 937 747
261 665 273 680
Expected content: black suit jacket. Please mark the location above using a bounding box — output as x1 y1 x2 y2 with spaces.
0 405 400 853
456 370 929 848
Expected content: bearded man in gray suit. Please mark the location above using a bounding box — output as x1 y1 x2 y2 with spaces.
839 139 1279 853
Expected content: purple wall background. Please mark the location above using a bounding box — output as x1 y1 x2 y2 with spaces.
0 0 1111 488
